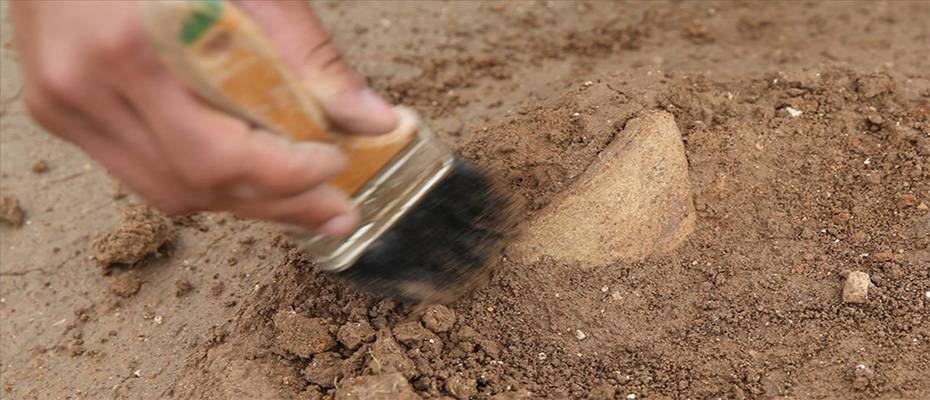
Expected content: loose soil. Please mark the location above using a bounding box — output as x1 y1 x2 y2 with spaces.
1 1 928 399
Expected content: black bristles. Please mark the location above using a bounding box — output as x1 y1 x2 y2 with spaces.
334 160 514 303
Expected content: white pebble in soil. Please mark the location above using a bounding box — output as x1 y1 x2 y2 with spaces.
575 330 587 340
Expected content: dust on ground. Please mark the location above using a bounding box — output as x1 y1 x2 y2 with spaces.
1 1 928 399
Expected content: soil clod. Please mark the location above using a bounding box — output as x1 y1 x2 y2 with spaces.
272 311 336 358
334 373 420 400
303 352 344 388
420 304 456 333
107 273 141 298
94 205 175 270
174 279 193 297
0 195 24 227
337 320 375 350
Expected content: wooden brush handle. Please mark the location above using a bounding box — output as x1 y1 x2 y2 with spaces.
139 0 416 194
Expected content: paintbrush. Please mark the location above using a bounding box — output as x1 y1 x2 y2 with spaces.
140 0 513 302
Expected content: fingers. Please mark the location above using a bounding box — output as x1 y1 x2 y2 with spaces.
233 0 397 136
227 184 360 236
118 70 347 197
113 65 356 232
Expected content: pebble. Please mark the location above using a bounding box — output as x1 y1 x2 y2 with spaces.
31 159 49 173
575 330 587 340
785 107 802 118
897 194 917 208
842 271 871 304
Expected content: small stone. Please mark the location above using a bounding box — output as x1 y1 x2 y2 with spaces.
871 251 894 262
897 194 918 208
917 202 928 214
626 394 638 400
842 271 871 304
866 113 884 126
851 363 875 390
421 304 456 333
785 107 802 118
575 330 587 340
272 311 336 357
107 273 141 298
334 373 419 400
68 338 85 356
0 195 24 227
303 352 344 388
337 320 375 350
445 375 478 400
31 159 49 173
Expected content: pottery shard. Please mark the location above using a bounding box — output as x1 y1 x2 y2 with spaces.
508 110 695 265
334 373 420 400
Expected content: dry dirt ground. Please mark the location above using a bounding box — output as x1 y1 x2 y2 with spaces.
2 1 929 399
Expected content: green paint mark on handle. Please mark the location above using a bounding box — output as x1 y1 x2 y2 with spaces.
180 0 223 45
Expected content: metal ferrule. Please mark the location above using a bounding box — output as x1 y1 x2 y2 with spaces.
298 124 455 272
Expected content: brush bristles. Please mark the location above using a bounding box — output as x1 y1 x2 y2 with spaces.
335 160 515 303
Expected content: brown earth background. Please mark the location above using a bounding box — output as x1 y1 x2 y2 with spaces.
1 1 929 399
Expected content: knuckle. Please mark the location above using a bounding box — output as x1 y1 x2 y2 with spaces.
180 147 246 189
182 165 235 190
34 65 85 105
97 27 148 62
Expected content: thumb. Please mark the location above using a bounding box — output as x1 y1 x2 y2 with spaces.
233 0 397 136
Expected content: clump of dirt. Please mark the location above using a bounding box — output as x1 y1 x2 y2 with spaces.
0 194 23 227
174 279 194 297
106 272 141 298
272 310 337 358
334 373 419 400
93 205 175 271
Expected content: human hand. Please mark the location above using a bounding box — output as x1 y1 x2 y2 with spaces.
11 0 396 235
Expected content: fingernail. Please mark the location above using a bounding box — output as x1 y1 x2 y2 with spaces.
318 212 359 236
344 89 398 135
